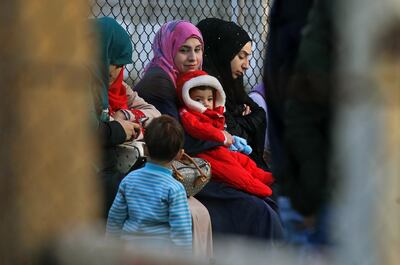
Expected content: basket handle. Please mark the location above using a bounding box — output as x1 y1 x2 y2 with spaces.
171 152 210 186
181 153 207 177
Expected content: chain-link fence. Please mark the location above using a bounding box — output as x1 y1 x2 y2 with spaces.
90 0 271 90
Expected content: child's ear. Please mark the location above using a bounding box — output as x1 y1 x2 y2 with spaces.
175 148 184 160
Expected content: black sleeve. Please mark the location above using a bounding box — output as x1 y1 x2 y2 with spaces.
225 96 266 141
135 68 221 155
99 120 126 147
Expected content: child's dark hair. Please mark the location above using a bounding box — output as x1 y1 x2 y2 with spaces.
144 115 184 162
190 85 216 93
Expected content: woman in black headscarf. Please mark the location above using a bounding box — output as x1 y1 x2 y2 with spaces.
194 18 283 243
197 18 267 170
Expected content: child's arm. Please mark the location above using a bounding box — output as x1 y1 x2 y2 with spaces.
168 185 192 250
180 109 226 143
106 182 128 237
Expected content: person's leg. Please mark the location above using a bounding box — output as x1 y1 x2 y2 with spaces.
196 180 284 241
197 148 272 197
187 196 213 259
101 170 124 220
231 151 274 185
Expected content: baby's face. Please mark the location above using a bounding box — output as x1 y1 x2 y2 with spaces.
189 88 214 110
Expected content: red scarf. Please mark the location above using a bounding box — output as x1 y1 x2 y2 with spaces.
108 68 128 114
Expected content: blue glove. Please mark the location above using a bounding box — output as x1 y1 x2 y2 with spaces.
229 135 252 155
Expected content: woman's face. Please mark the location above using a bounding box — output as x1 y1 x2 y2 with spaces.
174 37 203 74
109 65 123 85
230 41 252 79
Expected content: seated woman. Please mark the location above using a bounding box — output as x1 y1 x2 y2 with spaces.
135 20 283 243
194 18 283 241
135 20 213 258
90 17 141 218
197 18 268 170
91 17 160 218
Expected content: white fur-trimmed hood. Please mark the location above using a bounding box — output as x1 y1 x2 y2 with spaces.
180 73 226 113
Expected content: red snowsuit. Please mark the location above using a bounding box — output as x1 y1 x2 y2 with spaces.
180 106 274 197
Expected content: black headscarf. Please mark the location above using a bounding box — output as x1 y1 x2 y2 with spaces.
197 18 252 114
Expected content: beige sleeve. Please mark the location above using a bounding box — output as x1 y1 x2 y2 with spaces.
124 81 161 125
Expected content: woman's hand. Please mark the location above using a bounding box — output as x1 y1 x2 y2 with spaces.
223 130 234 146
116 119 141 141
242 104 252 116
113 110 126 120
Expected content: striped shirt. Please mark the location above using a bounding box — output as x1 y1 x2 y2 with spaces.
106 162 192 249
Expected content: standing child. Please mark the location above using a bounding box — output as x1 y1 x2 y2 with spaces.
177 70 274 197
106 115 192 251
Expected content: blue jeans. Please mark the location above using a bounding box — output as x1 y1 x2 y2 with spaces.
277 196 331 247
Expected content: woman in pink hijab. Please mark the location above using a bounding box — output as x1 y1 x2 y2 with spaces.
135 20 214 259
136 20 283 255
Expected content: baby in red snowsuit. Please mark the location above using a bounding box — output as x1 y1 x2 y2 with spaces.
177 70 274 197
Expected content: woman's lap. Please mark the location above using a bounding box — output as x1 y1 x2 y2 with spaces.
195 180 283 240
187 196 213 258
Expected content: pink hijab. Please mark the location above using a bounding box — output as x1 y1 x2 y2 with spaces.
144 20 204 87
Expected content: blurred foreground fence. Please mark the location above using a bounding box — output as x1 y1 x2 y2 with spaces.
0 0 399 264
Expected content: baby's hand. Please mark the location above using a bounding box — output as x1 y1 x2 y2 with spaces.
223 131 234 146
